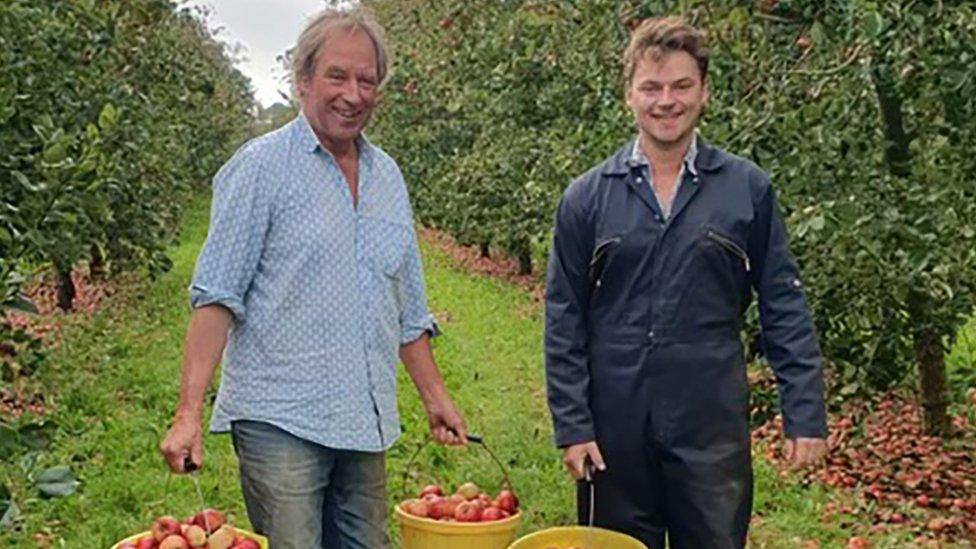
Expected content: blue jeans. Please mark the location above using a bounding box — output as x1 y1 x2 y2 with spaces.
230 420 391 549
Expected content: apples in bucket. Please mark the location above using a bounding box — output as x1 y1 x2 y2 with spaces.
115 509 261 549
400 481 519 522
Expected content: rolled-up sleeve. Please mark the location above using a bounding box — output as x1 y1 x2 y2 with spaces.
544 185 596 448
189 145 272 323
398 225 439 344
748 180 827 438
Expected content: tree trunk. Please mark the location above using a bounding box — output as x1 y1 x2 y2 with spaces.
56 265 75 312
517 247 532 276
873 62 950 437
480 241 490 258
89 244 106 280
914 324 950 437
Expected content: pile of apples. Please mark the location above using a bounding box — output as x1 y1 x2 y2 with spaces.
399 481 519 522
117 509 260 549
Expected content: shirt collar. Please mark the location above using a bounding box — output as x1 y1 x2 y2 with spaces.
294 111 375 166
629 132 699 176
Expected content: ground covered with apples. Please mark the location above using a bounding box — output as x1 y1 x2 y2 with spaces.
1 197 975 548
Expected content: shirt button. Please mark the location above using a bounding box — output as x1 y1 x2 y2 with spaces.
654 215 662 222
647 330 655 339
636 177 644 183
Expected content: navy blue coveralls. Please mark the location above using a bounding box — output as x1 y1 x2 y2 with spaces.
544 138 827 549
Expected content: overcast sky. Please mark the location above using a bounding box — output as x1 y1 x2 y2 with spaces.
182 0 336 106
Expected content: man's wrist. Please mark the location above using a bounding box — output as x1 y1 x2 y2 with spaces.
173 405 202 424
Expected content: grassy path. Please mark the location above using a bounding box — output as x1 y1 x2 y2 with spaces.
0 196 937 547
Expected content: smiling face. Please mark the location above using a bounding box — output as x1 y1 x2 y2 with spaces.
297 28 378 154
625 49 708 152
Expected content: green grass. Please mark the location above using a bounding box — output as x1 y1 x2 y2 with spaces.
0 195 964 547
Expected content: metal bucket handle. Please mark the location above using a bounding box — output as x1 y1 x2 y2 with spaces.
399 431 514 502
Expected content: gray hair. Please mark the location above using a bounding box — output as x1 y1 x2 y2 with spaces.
290 6 390 97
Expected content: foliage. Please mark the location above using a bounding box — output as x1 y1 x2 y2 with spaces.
0 0 254 315
0 197 929 547
368 0 976 412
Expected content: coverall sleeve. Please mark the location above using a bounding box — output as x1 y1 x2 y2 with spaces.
748 182 827 438
544 190 595 448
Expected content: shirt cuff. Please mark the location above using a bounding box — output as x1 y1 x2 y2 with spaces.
189 284 246 322
400 313 440 344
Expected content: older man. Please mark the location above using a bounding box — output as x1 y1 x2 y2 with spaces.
544 16 827 549
159 7 465 548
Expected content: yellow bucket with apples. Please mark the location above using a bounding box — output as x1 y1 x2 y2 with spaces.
508 526 647 548
396 433 522 549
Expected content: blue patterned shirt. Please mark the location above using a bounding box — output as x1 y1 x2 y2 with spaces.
190 114 437 452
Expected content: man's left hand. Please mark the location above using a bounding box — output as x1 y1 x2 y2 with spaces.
423 395 467 446
784 437 827 467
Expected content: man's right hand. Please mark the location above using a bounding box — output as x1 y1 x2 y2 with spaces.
562 441 606 480
160 415 203 473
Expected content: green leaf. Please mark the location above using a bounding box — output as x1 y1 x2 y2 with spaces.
19 422 55 451
98 102 118 129
0 483 16 531
0 425 19 460
863 11 885 39
42 142 68 164
5 293 38 315
35 466 80 498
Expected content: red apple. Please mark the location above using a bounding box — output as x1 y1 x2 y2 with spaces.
481 506 504 521
427 497 454 520
495 490 519 513
136 536 158 549
151 516 182 542
207 524 236 549
183 524 207 547
419 484 442 498
456 482 479 500
158 535 189 549
454 500 482 522
231 540 260 549
421 492 440 504
400 498 430 518
192 508 225 534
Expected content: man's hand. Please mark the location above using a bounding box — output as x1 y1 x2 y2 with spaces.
159 415 203 473
783 437 827 467
422 394 467 446
562 441 606 480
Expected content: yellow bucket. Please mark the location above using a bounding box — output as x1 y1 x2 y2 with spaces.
111 528 268 549
508 526 647 548
395 505 521 549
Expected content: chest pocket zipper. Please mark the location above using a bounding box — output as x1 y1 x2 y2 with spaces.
706 230 750 273
589 236 621 292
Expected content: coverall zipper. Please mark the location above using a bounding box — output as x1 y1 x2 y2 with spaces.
707 230 750 272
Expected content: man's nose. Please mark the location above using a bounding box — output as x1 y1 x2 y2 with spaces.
340 78 363 104
657 86 675 106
